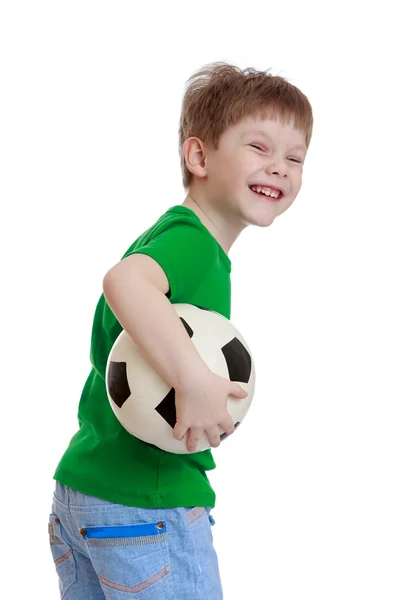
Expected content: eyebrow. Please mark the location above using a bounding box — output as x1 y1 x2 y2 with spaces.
243 130 307 153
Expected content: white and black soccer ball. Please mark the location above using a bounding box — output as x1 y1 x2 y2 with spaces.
105 303 255 454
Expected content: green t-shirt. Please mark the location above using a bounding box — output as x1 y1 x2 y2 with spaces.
54 205 232 508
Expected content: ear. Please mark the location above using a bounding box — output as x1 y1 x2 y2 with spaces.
183 137 207 179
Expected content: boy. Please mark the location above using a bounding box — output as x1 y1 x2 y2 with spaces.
49 62 313 599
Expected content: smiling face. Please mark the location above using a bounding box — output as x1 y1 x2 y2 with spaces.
200 113 308 228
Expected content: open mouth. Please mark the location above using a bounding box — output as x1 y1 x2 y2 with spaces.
249 185 283 201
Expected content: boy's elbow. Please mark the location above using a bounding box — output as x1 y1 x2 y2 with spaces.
102 258 145 303
102 271 111 297
102 266 115 293
103 254 170 296
102 264 125 301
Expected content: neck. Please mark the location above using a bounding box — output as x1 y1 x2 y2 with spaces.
182 191 246 255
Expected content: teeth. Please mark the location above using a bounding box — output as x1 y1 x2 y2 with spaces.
251 186 280 198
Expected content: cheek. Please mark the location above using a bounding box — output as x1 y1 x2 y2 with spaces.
230 155 256 187
217 158 245 188
294 169 303 187
208 151 255 192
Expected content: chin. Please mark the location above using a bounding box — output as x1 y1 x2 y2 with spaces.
244 208 277 228
256 216 276 228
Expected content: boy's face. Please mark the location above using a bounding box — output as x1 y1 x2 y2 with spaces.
203 114 307 228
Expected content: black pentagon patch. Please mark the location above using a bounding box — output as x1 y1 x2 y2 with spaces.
221 337 252 383
155 387 177 428
180 317 194 338
107 361 131 408
220 421 240 441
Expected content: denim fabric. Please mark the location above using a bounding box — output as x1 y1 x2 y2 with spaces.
49 483 223 599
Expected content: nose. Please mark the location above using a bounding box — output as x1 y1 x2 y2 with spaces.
265 158 288 178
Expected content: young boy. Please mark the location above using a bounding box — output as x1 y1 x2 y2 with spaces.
49 62 313 599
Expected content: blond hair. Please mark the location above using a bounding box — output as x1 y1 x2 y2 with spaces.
179 62 314 188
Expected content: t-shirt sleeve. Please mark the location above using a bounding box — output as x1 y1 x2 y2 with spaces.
124 222 216 301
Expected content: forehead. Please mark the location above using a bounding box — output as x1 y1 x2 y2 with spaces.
226 114 307 152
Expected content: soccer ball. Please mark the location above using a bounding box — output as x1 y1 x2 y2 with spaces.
105 303 255 454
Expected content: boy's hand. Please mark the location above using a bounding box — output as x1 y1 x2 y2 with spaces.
173 370 248 452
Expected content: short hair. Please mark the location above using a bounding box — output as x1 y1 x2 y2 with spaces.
179 62 314 188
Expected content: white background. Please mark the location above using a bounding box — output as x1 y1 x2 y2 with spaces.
1 1 399 599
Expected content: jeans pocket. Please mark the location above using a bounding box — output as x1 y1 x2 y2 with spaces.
185 508 222 599
48 514 77 599
80 520 174 599
186 506 215 527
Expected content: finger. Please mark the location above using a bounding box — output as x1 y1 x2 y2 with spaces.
205 426 222 448
173 422 188 441
220 416 235 436
230 383 248 399
186 427 203 452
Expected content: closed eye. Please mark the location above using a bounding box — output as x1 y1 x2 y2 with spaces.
250 145 302 163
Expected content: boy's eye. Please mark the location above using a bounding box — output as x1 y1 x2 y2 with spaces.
249 144 303 164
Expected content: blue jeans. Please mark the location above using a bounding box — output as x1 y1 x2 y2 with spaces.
49 483 223 599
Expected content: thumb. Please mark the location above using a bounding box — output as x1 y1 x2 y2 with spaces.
229 383 248 399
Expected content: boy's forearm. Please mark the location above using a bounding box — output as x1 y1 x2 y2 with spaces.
103 272 209 391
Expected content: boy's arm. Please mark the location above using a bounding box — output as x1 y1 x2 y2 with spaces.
103 253 246 452
103 253 209 392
